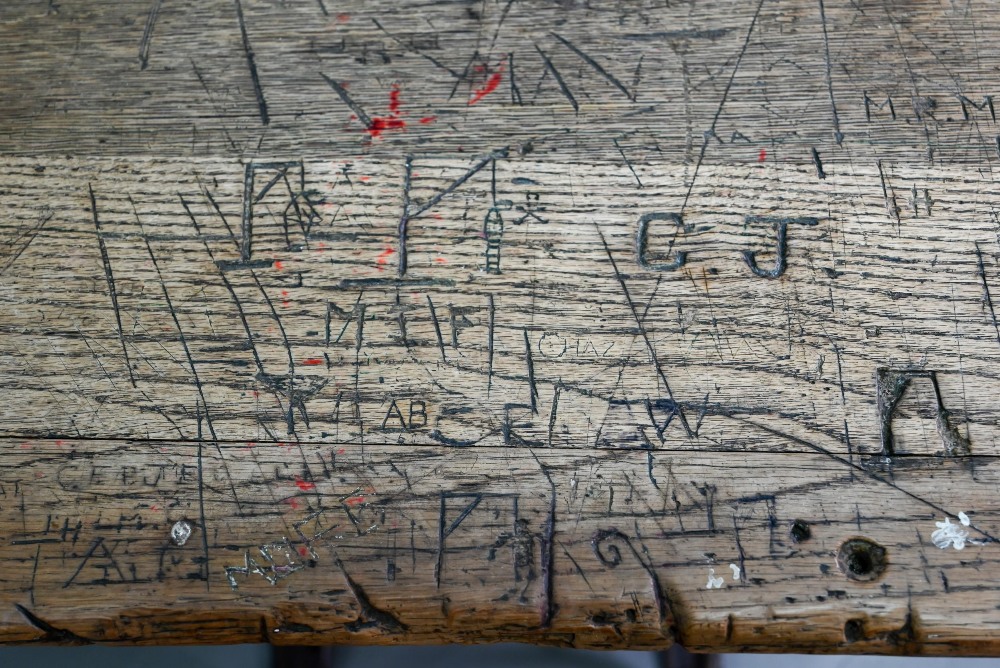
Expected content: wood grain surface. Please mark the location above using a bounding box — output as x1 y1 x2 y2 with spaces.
2 0 1000 654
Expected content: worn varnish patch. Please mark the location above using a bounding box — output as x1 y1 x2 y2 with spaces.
1 0 1000 653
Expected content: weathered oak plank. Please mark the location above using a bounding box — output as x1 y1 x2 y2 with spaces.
3 0 1000 653
2 441 999 654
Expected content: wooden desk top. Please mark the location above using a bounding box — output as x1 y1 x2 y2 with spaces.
1 0 999 654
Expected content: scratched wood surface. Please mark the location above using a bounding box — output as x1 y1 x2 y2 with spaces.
2 0 1000 655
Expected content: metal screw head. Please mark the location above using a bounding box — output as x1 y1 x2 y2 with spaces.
170 520 193 546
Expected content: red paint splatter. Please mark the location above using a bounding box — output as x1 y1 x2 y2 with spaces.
150 505 159 511
298 546 310 558
246 441 257 448
434 257 447 264
365 116 406 139
301 358 323 366
336 12 349 22
359 175 371 182
274 260 284 270
281 289 291 307
469 62 505 105
419 116 437 124
337 448 346 455
758 148 767 162
286 497 301 509
55 439 66 446
365 85 409 139
295 477 317 491
344 495 366 506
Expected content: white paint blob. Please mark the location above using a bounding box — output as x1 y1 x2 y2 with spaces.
729 563 741 581
706 568 725 589
170 520 192 546
958 511 971 526
931 516 969 550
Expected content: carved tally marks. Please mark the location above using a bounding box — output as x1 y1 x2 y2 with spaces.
636 212 819 278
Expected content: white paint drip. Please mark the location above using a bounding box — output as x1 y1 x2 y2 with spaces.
729 563 741 581
931 516 970 550
706 568 725 589
958 511 971 526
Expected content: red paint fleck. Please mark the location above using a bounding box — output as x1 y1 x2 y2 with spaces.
301 357 323 366
419 116 437 124
286 497 301 509
274 260 285 270
344 495 366 506
469 62 505 105
375 245 395 269
388 84 402 114
434 257 447 264
150 505 159 511
295 477 317 491
336 12 349 22
758 148 767 162
433 213 443 220
359 175 371 182
298 546 310 558
337 448 346 454
19 442 31 449
281 289 291 308
55 439 66 446
246 441 257 448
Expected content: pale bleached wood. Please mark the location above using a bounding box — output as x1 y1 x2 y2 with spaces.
2 0 1000 654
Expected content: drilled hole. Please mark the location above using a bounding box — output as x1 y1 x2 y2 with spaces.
844 618 865 643
789 519 811 543
836 537 887 581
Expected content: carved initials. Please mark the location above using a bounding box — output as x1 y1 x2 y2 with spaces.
636 212 687 271
741 215 818 278
875 368 971 458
